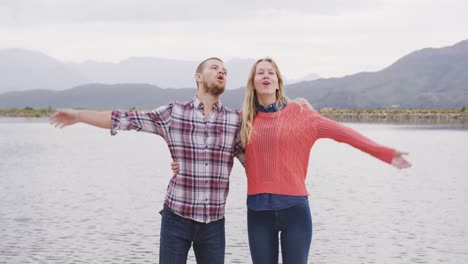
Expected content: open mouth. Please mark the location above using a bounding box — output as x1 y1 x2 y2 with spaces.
262 81 271 85
217 76 225 81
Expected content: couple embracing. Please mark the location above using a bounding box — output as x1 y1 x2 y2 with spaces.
50 57 411 264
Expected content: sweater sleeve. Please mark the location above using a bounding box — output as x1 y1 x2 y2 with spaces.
313 112 395 164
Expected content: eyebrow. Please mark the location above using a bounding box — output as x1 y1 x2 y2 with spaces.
256 68 274 72
209 64 227 73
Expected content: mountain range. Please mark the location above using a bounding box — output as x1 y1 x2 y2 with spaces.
0 49 318 93
0 39 467 109
285 38 468 108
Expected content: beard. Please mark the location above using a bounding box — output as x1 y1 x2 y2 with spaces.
203 81 226 96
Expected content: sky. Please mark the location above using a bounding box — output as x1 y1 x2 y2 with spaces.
1 0 467 79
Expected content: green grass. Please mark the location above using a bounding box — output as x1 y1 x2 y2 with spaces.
318 108 467 115
0 107 55 118
0 107 466 119
317 107 468 123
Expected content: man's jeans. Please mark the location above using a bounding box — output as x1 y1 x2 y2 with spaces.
159 204 225 264
247 202 313 264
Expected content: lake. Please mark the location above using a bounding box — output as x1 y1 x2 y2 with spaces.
1 118 467 263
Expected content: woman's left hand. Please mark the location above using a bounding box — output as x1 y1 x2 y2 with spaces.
391 151 412 169
171 161 180 175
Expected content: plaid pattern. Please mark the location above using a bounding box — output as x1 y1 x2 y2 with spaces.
111 97 244 223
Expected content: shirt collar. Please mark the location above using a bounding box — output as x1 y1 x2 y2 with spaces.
255 99 287 113
256 102 278 113
192 96 224 112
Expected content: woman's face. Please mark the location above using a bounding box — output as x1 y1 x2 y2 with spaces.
253 61 278 101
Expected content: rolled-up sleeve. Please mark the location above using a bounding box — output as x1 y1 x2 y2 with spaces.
110 103 173 138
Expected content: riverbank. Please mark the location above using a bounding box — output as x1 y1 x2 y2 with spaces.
318 108 468 123
0 107 55 118
1 107 467 123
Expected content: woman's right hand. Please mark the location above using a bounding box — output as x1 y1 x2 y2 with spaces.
171 161 180 175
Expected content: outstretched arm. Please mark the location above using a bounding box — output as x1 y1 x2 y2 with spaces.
49 109 112 129
314 112 412 169
172 153 411 172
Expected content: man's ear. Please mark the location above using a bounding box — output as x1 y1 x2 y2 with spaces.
195 73 202 82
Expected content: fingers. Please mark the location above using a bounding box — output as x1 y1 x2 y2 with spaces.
392 150 412 169
392 154 410 169
49 115 69 128
171 161 180 175
393 157 412 169
49 115 61 127
403 159 412 168
49 118 59 127
57 123 67 129
398 161 411 169
49 112 59 124
49 109 76 128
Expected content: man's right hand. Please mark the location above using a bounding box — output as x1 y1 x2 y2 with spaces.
171 161 180 175
49 109 80 128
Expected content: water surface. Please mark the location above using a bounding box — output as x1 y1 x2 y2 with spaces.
1 119 467 263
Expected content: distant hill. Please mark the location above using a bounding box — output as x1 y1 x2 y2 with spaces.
0 49 89 92
0 49 319 93
286 39 468 108
0 83 244 110
65 57 257 90
0 39 467 109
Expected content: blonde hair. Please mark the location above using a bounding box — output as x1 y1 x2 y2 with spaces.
240 57 291 146
240 58 315 146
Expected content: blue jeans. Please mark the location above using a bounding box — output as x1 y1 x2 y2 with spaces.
159 204 225 264
247 202 313 264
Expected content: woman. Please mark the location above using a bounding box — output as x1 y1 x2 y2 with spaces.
174 57 411 263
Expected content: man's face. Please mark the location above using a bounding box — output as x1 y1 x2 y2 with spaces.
198 59 227 96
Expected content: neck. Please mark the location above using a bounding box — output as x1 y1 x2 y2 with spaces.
257 95 276 107
197 89 219 107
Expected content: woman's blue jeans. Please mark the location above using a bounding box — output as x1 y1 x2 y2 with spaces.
159 204 226 264
247 202 313 264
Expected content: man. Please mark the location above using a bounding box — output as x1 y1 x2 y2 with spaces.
49 58 245 264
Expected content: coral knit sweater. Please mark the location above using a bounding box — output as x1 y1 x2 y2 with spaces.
245 102 396 196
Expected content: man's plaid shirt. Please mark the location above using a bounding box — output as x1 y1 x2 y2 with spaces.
111 97 244 223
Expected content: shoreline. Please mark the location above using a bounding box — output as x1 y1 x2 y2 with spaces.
1 108 467 123
318 109 468 123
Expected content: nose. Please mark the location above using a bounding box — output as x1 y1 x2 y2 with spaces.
218 69 226 76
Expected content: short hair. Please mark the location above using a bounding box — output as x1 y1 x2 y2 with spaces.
196 57 223 74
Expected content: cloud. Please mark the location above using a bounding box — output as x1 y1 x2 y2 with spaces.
0 0 381 25
1 0 467 77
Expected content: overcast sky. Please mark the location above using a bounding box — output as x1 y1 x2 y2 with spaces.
1 0 467 78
